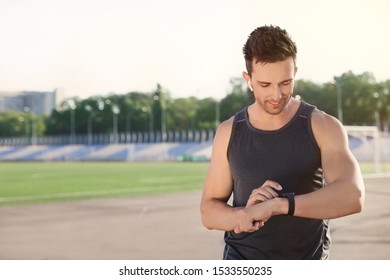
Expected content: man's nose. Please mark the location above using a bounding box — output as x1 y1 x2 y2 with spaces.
271 86 282 100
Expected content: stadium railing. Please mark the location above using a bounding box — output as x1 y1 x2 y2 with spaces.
0 129 216 146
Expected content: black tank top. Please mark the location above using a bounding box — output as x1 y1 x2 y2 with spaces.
225 101 331 260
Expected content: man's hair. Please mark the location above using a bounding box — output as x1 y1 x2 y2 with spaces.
243 25 297 76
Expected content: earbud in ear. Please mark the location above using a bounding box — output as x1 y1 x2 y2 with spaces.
248 82 253 91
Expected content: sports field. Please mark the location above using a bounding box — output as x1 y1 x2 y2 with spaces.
1 161 390 207
0 162 208 206
1 161 390 260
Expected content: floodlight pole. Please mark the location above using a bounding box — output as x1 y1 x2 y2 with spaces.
335 79 343 124
126 111 132 143
112 104 120 144
87 113 95 145
215 99 220 128
68 100 76 144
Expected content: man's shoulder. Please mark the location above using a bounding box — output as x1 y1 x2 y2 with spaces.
310 108 347 148
217 116 234 136
311 108 342 128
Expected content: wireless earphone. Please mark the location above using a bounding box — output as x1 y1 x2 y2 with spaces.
247 82 253 91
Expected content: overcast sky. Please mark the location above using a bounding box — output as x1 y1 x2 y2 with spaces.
0 0 389 100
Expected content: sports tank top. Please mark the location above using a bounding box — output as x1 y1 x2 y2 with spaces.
225 101 331 260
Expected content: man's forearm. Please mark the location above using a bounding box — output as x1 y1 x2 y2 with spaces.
201 199 243 231
294 179 364 219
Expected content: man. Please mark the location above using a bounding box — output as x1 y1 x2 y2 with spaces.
200 25 365 259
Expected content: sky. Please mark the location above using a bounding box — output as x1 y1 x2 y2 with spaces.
0 0 389 100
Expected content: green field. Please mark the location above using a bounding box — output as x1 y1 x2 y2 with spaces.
0 162 209 206
1 161 388 207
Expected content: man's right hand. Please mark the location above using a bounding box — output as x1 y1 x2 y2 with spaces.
246 180 282 207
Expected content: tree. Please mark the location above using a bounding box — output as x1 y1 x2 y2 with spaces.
375 79 390 130
294 80 336 116
168 97 198 130
0 110 45 137
295 72 383 126
2 71 388 138
220 77 254 122
195 97 217 129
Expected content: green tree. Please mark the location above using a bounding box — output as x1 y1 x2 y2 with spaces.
195 97 217 129
336 71 378 125
4 70 387 138
294 80 336 116
0 110 45 137
220 77 254 121
168 97 198 130
295 72 382 126
374 79 390 130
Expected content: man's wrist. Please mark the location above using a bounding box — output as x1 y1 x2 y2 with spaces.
271 197 289 216
278 193 295 216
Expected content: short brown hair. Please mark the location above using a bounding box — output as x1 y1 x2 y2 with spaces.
243 25 297 76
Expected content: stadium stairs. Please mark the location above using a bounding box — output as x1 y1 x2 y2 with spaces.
0 143 213 162
0 135 388 162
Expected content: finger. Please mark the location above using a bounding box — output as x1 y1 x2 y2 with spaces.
246 193 270 207
234 226 242 234
253 221 261 230
264 186 281 198
236 221 264 233
235 225 257 233
249 192 269 202
262 180 283 191
251 187 279 200
262 181 283 196
259 220 265 227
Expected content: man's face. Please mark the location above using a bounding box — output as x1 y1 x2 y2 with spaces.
244 57 297 115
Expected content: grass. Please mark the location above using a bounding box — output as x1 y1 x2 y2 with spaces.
0 162 209 206
1 161 389 207
359 161 390 174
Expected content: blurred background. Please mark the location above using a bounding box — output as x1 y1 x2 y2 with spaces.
0 0 389 260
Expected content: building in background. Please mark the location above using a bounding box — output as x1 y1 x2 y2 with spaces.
0 88 63 115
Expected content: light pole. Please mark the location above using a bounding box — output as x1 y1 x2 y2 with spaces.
373 92 381 129
23 107 30 139
85 100 105 145
112 104 120 143
23 106 37 145
85 105 95 145
333 78 343 124
68 100 76 144
31 118 37 145
88 114 95 145
153 93 166 136
105 99 120 144
126 111 132 142
215 99 220 128
142 106 153 134
18 116 29 143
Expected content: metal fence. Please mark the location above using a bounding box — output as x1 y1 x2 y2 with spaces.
0 129 216 146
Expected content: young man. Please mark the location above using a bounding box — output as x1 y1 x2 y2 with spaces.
200 25 365 259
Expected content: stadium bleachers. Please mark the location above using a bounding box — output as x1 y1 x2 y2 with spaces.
0 136 388 162
0 142 213 162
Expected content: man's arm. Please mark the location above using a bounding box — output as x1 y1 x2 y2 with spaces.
200 118 262 232
292 109 365 218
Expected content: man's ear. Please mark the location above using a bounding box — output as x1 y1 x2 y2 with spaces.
242 71 253 91
242 71 250 82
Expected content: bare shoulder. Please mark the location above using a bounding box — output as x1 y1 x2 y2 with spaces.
310 107 364 193
217 116 234 132
311 108 348 150
214 116 234 145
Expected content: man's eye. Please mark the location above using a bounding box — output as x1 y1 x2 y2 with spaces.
281 80 292 86
260 84 270 88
